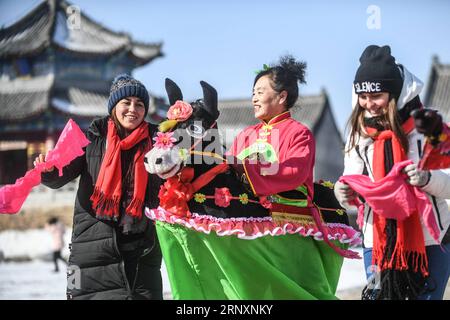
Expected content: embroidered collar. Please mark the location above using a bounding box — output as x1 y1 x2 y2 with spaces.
261 111 291 126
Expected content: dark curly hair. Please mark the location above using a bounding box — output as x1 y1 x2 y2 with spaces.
254 55 307 109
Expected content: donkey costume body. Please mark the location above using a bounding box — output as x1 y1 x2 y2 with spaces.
144 79 361 299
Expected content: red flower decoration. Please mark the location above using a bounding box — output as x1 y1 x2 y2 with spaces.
167 100 193 122
258 196 273 209
214 187 233 207
158 168 195 217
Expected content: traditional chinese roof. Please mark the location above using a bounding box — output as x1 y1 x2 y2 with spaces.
424 56 450 121
0 75 53 121
0 75 166 123
0 0 163 65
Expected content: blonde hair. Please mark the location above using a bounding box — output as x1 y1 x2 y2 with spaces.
345 97 409 154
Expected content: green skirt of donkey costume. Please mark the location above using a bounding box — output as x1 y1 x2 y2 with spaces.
156 221 346 300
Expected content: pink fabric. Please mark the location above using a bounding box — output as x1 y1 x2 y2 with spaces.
339 160 440 243
0 119 90 214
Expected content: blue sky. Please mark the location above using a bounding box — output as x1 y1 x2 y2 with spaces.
1 0 450 134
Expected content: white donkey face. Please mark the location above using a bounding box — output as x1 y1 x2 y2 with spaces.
144 145 183 179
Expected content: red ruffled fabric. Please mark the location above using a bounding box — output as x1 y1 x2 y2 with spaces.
145 206 362 249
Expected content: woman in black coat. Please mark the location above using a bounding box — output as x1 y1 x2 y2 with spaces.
34 74 163 300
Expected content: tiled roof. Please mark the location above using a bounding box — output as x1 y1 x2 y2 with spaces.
52 86 109 117
0 0 163 65
424 56 450 121
0 76 167 121
0 75 53 121
0 110 93 134
0 0 52 58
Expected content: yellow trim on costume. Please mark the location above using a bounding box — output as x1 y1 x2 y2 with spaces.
190 150 226 162
261 124 273 131
312 203 326 224
268 118 290 128
262 111 291 126
242 161 257 196
320 180 335 189
271 212 316 225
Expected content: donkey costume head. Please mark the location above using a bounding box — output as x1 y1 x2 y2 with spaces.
144 78 222 179
144 78 271 218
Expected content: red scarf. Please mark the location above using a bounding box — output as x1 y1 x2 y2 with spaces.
90 120 150 221
366 117 429 276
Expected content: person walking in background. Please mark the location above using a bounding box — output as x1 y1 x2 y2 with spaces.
334 45 450 300
45 216 67 273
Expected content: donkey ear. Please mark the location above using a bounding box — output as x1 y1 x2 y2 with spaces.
165 78 183 106
200 80 219 120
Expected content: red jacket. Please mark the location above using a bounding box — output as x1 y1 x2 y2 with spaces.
228 111 315 199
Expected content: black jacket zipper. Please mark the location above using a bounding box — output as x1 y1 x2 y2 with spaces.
130 228 157 294
363 207 372 235
431 195 444 231
112 227 132 297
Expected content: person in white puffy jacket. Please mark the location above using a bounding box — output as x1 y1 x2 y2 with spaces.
334 45 450 300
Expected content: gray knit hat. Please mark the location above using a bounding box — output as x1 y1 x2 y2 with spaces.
108 74 150 115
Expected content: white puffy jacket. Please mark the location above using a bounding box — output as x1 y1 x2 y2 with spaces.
337 65 450 248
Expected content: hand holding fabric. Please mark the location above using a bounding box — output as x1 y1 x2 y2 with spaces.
334 180 358 207
0 119 89 214
404 163 430 187
33 153 55 173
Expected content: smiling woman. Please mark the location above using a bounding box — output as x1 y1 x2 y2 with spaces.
357 92 390 117
111 97 147 136
334 45 450 300
32 74 164 300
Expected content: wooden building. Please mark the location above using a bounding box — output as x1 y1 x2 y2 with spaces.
0 0 163 184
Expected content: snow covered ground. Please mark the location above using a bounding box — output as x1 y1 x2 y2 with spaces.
0 260 174 300
0 228 173 300
0 228 366 300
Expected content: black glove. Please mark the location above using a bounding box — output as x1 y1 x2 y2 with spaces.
411 108 443 143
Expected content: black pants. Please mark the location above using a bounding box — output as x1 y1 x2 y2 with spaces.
52 250 67 271
121 241 163 300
